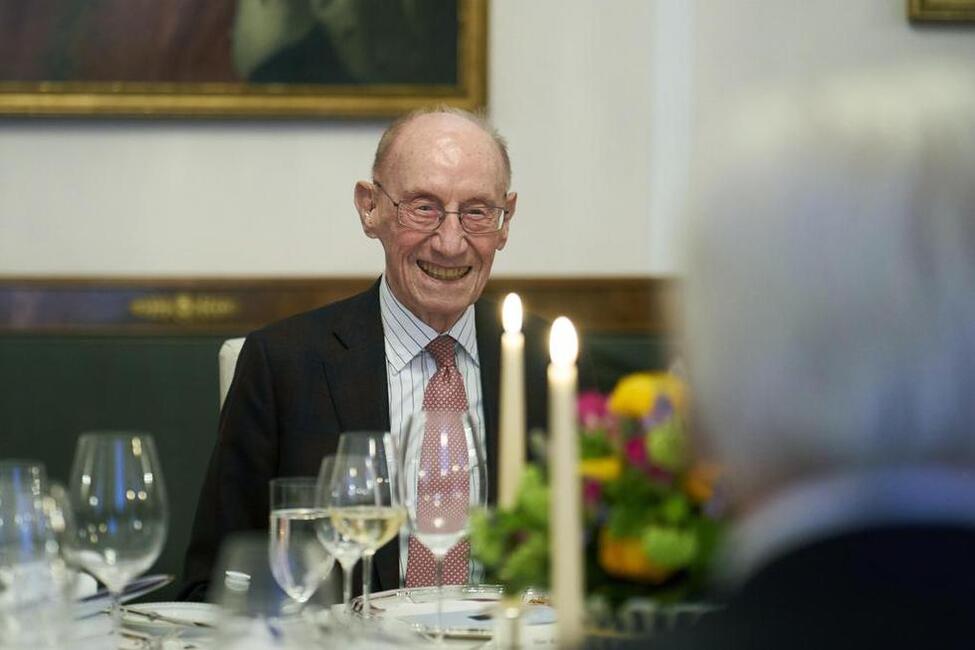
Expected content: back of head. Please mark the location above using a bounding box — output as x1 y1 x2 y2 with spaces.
683 65 975 501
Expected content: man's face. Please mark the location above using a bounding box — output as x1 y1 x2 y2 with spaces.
356 114 516 332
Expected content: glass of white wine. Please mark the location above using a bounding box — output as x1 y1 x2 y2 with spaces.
315 456 365 612
330 432 404 617
62 432 167 639
268 477 335 607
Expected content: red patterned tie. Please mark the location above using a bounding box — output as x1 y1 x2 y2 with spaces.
405 335 472 587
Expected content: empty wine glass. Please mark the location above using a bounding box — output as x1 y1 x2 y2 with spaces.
315 456 365 612
268 477 335 606
400 410 487 639
62 432 167 638
330 432 403 616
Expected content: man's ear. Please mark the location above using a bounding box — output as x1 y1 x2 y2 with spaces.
354 181 379 238
496 191 517 251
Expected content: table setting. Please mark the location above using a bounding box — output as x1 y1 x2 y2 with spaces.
0 293 723 649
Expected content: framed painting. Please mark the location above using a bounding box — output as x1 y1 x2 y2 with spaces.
909 0 975 21
0 0 487 118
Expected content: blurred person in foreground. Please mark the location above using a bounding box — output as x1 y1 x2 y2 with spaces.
652 66 975 649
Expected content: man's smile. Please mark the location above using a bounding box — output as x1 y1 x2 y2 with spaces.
417 260 472 281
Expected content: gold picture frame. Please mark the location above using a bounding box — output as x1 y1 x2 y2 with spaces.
0 0 487 118
909 0 975 21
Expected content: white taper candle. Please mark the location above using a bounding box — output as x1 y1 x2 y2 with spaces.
548 316 584 647
499 293 526 509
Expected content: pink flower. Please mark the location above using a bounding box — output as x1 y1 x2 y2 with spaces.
624 436 648 467
647 465 673 484
578 391 609 428
583 478 603 508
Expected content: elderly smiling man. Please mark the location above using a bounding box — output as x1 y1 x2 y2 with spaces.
181 107 551 601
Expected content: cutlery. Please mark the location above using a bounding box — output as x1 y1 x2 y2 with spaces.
119 606 215 629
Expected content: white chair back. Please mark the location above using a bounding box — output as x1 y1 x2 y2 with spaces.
218 337 246 409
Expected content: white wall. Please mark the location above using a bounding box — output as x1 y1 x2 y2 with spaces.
1 0 973 278
0 0 663 278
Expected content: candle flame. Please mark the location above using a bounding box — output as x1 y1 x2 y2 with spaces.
502 293 523 334
549 316 578 366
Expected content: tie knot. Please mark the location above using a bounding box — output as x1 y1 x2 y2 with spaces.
426 335 457 369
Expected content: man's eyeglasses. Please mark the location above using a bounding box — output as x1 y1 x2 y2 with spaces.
374 181 507 235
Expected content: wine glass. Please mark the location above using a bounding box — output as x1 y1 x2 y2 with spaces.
268 477 335 606
400 410 487 639
0 460 74 649
315 456 365 612
210 532 320 649
330 432 403 617
62 432 167 638
0 460 49 566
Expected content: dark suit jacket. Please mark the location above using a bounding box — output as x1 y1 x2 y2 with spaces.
180 280 550 600
640 525 975 650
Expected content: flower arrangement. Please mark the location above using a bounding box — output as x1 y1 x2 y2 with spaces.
470 371 725 605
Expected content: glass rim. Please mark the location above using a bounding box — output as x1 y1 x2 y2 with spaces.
77 430 154 440
0 458 46 469
269 476 318 488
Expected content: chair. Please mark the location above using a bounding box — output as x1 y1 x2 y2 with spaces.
218 337 246 409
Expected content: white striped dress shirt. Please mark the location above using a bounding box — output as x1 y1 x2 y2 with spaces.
378 275 486 582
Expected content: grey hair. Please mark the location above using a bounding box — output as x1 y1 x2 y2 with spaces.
371 105 512 191
683 65 975 498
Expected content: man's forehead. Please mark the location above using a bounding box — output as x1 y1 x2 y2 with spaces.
383 114 506 185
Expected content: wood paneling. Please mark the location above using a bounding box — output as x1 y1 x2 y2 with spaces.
0 276 676 335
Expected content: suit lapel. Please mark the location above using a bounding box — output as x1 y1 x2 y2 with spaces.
320 280 400 592
475 299 502 506
322 280 390 434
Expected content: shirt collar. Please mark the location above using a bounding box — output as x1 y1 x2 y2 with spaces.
379 274 479 375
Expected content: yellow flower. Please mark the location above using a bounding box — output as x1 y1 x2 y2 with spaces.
579 457 622 482
608 372 687 418
598 528 675 584
683 461 721 504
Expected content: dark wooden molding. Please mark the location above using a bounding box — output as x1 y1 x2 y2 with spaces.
0 276 676 335
908 0 975 22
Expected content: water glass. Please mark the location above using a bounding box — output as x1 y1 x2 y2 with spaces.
268 477 335 606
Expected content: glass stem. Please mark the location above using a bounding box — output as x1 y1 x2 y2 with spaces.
361 550 374 616
110 591 122 636
435 554 445 644
342 560 354 611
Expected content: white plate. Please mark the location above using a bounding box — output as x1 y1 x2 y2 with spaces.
351 585 556 640
122 601 220 637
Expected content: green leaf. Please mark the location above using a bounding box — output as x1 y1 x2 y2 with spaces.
641 525 698 570
499 531 550 591
516 465 550 527
580 427 614 458
660 494 691 525
468 509 504 566
646 418 687 472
